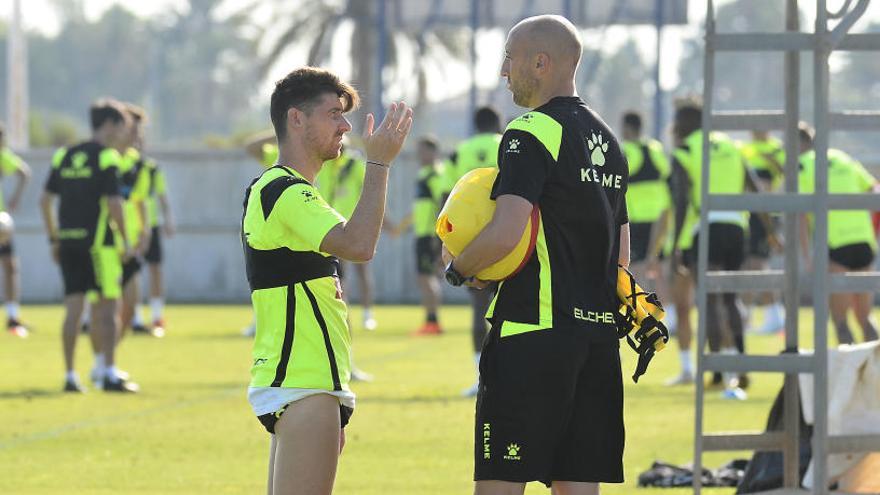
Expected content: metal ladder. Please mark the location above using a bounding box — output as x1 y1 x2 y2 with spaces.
694 1 880 494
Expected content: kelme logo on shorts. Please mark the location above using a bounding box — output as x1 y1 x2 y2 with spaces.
503 443 521 461
586 131 609 166
506 139 521 154
482 423 491 459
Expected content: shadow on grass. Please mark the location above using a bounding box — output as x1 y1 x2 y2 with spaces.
0 388 61 400
185 331 255 340
357 394 472 405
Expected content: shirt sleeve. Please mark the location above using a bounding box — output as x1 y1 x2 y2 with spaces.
44 148 65 193
275 183 345 252
44 167 60 194
0 151 22 176
98 152 122 197
852 160 877 192
153 166 167 196
490 130 548 204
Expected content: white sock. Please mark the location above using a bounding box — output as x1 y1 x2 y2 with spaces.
6 302 19 320
150 297 164 321
93 353 106 370
106 365 120 381
80 304 91 325
65 370 79 383
679 350 692 373
363 308 373 320
768 303 785 321
665 305 678 331
721 347 738 385
132 304 145 326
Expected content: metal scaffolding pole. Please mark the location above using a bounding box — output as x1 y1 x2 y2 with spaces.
811 0 831 491
6 0 29 149
781 0 802 488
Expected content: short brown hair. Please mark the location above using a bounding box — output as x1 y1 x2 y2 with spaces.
418 135 439 151
125 103 148 124
90 98 127 131
798 121 815 144
270 67 359 139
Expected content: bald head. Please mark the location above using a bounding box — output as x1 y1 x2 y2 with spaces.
509 15 582 74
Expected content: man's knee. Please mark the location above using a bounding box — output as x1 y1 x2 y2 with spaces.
474 480 526 495
2 256 17 274
551 481 599 495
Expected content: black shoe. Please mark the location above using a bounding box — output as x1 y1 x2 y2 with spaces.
132 323 162 338
7 318 28 338
63 380 86 393
81 322 90 334
735 373 751 390
103 377 139 393
707 372 724 389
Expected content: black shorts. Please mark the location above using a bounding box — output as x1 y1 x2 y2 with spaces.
59 246 98 296
629 222 653 263
0 239 14 257
257 402 354 434
144 227 162 264
474 325 624 486
415 236 441 275
122 257 142 286
748 214 775 259
829 242 876 270
683 223 746 271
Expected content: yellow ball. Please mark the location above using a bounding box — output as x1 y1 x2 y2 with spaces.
435 167 538 281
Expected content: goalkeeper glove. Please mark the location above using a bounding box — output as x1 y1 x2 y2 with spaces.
615 265 670 383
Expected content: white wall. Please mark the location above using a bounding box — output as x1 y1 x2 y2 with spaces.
14 148 470 304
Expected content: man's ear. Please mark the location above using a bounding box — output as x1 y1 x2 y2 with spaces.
287 107 304 130
536 53 549 70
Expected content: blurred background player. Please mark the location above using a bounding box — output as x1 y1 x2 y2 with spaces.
740 130 786 334
139 112 174 335
798 122 878 345
395 136 446 335
117 104 156 337
0 121 31 337
443 106 502 397
671 99 753 400
40 98 138 393
620 111 673 326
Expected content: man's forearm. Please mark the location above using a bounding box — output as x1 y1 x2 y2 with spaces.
107 197 129 247
649 210 670 259
453 223 517 277
40 195 57 239
159 195 173 226
342 165 389 257
618 223 631 268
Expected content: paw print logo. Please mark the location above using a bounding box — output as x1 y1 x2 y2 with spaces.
301 190 316 202
507 444 520 456
586 132 609 167
507 139 521 153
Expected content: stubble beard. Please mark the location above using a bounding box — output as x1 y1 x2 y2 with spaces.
511 74 538 108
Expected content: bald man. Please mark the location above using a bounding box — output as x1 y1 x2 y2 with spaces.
442 15 629 495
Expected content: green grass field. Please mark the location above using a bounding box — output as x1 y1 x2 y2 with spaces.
0 304 862 494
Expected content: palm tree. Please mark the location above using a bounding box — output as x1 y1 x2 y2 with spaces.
237 0 472 124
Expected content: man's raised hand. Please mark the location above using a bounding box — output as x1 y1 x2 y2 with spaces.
362 102 414 167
